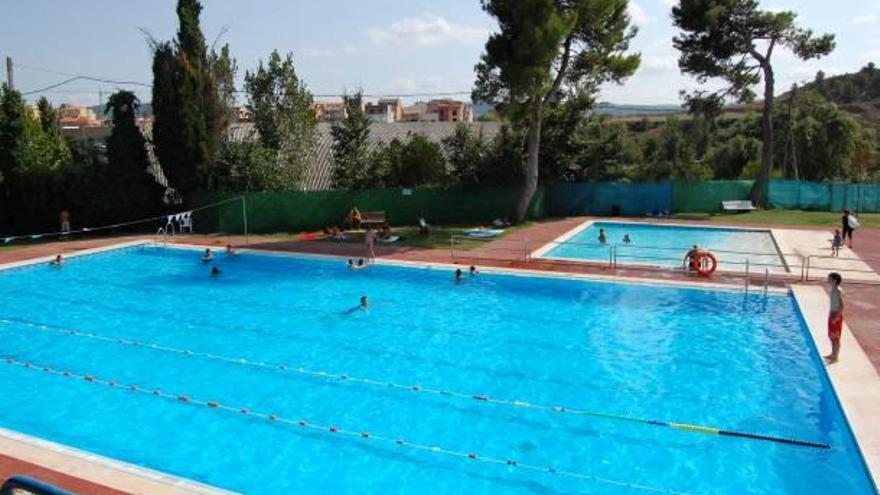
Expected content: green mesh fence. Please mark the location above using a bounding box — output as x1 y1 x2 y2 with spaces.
195 185 546 234
549 182 673 216
768 181 880 212
195 179 880 234
673 181 754 213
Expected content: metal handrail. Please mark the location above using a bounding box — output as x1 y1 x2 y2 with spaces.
1 476 76 495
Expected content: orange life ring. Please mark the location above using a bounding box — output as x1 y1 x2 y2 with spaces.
694 252 718 277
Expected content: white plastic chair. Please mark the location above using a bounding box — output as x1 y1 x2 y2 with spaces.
179 213 193 233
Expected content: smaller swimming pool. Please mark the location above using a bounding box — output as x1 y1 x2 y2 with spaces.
536 221 788 271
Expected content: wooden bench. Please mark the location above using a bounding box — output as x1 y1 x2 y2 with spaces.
722 200 756 212
361 211 387 227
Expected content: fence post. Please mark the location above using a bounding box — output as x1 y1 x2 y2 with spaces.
745 259 750 294
449 236 455 259
764 268 769 295
241 195 249 245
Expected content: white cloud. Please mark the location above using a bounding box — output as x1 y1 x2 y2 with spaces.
628 2 650 26
639 55 678 75
852 14 879 25
367 14 489 47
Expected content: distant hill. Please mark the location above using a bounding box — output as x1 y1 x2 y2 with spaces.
801 63 880 105
783 63 880 131
473 100 683 119
595 102 682 117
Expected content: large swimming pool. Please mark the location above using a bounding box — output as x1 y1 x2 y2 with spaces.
0 245 874 495
537 221 787 271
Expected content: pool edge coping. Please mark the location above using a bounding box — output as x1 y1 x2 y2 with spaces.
790 285 880 492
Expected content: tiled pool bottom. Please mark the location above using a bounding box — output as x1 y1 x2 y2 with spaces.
0 245 874 494
537 221 788 272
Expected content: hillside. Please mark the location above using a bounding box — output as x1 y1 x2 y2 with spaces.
786 63 880 131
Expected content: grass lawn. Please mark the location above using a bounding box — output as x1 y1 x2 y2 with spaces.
672 210 880 229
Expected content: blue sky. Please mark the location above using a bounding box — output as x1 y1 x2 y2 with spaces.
1 0 878 107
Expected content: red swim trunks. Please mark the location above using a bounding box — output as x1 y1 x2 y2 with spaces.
828 312 844 341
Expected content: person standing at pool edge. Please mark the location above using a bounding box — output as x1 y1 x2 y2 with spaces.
364 227 376 262
825 272 845 363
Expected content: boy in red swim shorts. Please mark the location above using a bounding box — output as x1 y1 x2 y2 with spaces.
825 272 844 363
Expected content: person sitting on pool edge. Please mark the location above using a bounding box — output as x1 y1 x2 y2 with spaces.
202 248 214 262
683 245 702 271
598 228 607 244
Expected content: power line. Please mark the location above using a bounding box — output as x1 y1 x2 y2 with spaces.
22 75 152 95
16 63 471 99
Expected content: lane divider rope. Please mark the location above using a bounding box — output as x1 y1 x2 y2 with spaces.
1 356 706 495
0 318 831 450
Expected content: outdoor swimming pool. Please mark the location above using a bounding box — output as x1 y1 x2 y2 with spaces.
537 221 788 271
0 245 874 495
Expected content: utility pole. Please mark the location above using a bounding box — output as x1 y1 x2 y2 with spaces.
5 56 13 90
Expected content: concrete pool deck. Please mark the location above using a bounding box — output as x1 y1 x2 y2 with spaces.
1 219 879 494
792 285 880 483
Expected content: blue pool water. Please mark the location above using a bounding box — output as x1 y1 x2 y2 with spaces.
540 221 787 271
0 245 874 495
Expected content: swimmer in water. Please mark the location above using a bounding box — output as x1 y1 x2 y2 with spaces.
49 254 64 266
455 268 463 282
344 295 369 315
469 265 478 276
210 266 221 276
201 248 214 262
347 258 367 270
623 234 631 244
598 228 607 244
225 244 237 256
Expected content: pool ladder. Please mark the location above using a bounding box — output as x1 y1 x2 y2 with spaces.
743 261 769 296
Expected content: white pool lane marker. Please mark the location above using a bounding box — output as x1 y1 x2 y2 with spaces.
0 356 705 495
0 317 831 451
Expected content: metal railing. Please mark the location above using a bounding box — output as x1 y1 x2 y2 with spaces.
1 476 76 495
449 234 880 288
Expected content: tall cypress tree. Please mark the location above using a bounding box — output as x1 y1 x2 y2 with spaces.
330 92 372 190
150 0 234 203
104 90 165 219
